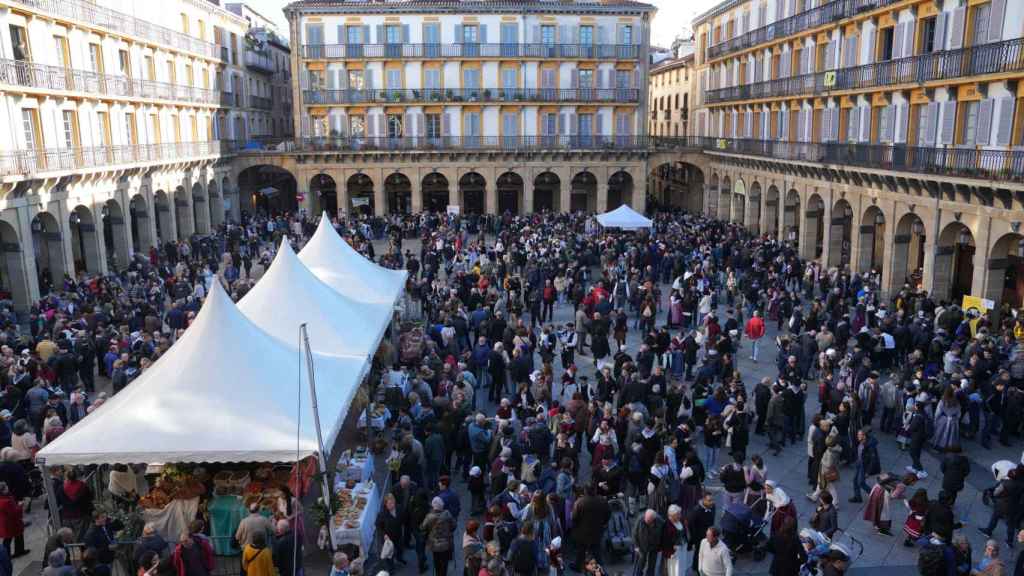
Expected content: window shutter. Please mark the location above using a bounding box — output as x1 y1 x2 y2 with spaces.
788 0 796 18
327 69 336 90
361 25 370 44
338 69 348 90
558 112 565 136
939 101 957 144
996 97 1015 146
568 113 577 136
924 102 939 145
977 98 994 145
824 42 834 71
403 25 410 43
615 24 625 45
949 7 965 50
893 24 904 59
860 106 870 142
832 108 841 141
862 28 874 64
848 107 858 141
634 68 641 91
932 12 947 52
442 112 451 136
532 25 541 43
596 112 604 136
895 103 907 143
796 108 804 142
480 25 488 43
337 25 345 45
844 36 855 67
804 109 812 141
376 25 385 44
902 21 915 58
455 24 464 43
989 0 1006 43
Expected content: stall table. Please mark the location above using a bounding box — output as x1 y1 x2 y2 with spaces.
330 480 379 557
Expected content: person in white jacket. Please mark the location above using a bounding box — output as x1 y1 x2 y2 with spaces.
698 527 733 576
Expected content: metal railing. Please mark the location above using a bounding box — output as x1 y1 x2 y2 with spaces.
0 141 237 177
245 49 275 73
10 0 217 59
706 37 1024 104
249 95 273 110
707 0 902 61
302 43 640 60
0 58 221 104
302 87 640 105
257 135 655 153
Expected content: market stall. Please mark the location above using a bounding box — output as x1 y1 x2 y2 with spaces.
595 204 653 230
330 479 380 556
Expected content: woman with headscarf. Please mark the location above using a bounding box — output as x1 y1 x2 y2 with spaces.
420 497 455 576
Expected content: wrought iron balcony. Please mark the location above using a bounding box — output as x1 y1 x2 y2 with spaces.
301 43 639 60
245 49 275 74
9 0 217 59
302 87 640 105
705 37 1024 105
249 135 654 154
0 141 238 177
249 95 273 110
0 58 220 105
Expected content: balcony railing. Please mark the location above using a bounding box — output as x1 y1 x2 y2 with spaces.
302 43 639 60
707 0 908 61
243 135 654 153
0 58 220 105
249 95 273 110
245 50 275 74
0 141 237 177
705 37 1024 104
10 0 217 59
303 87 640 105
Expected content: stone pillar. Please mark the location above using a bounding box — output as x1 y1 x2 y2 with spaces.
411 169 424 213
296 170 314 214
10 205 39 307
106 204 131 271
801 208 819 262
596 180 609 213
632 167 647 214
159 195 177 243
559 175 572 215
485 171 498 215
890 232 911 295
366 167 385 217
972 222 991 300
879 203 896 295
80 210 105 275
828 218 845 270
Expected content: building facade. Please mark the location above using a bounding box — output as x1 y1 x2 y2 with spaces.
226 2 294 139
649 55 693 138
673 0 1024 308
0 0 273 309
282 0 654 216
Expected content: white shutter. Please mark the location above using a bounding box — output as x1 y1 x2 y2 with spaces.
796 108 804 142
862 28 874 64
924 101 939 145
893 24 904 60
822 108 831 142
824 42 835 71
989 0 1006 43
933 12 948 52
895 103 907 143
939 101 957 145
977 98 994 145
902 21 915 58
845 36 856 67
848 107 859 142
859 106 870 142
949 7 966 50
996 97 1015 146
880 106 891 143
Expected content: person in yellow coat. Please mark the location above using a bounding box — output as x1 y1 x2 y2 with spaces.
241 532 275 576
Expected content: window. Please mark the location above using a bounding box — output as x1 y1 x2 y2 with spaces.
973 3 990 46
145 56 156 81
21 109 41 149
501 68 516 91
424 68 441 91
150 114 161 144
166 61 176 84
615 70 630 89
541 25 556 44
9 25 29 61
350 115 365 138
185 64 193 86
580 25 594 45
462 25 479 43
386 114 402 139
920 18 937 54
180 13 189 35
348 70 364 90
385 25 402 44
124 112 136 146
346 26 361 45
622 25 633 45
96 111 111 146
425 113 441 139
462 68 481 90
386 69 401 90
54 36 70 68
878 27 894 61
90 44 104 73
61 110 78 148
119 50 131 77
578 69 594 89
962 100 979 145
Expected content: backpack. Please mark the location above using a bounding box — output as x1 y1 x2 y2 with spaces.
496 521 518 553
917 542 948 576
509 537 538 574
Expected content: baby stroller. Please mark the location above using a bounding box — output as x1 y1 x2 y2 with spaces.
604 494 633 560
720 501 770 557
798 528 863 576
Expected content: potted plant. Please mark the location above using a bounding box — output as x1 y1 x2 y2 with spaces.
445 89 453 100
412 89 421 100
392 90 402 102
431 91 441 102
482 89 491 100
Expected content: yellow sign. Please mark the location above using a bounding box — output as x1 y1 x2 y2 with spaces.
824 71 836 88
962 295 995 337
717 139 727 149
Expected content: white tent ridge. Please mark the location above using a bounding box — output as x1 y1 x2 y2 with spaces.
37 282 368 466
595 204 653 230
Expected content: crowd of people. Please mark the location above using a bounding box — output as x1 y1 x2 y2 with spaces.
0 205 1019 576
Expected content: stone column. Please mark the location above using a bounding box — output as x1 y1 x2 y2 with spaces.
890 221 911 295
367 167 385 217
972 219 991 300
596 175 609 213
932 246 954 301
411 169 424 213
485 169 498 215
106 202 131 271
801 207 819 262
10 205 39 306
878 202 896 296
632 166 647 214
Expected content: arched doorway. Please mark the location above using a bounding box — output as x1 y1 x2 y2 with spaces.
191 182 210 235
129 194 153 253
766 185 780 237
0 221 29 310
783 189 800 244
497 172 522 215
174 186 193 239
987 233 1024 308
608 171 634 211
533 171 560 213
238 165 298 215
733 179 746 226
719 177 732 221
207 180 225 228
707 173 720 218
102 199 129 271
828 199 853 270
935 222 975 303
748 182 762 234
859 206 886 279
803 194 825 261
69 205 100 274
682 163 705 214
311 174 338 217
385 173 412 214
892 213 927 292
459 172 486 214
154 190 173 244
570 172 597 213
346 174 374 215
422 172 450 213
30 212 65 294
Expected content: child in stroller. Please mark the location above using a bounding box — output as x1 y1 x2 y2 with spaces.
720 501 771 558
604 494 633 560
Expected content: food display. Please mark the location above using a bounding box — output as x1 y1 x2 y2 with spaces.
331 482 373 530
138 464 290 511
138 465 207 509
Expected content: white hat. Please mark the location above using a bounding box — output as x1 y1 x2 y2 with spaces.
431 497 444 511
469 466 482 477
550 537 562 550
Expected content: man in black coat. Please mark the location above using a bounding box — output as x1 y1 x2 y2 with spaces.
273 519 303 576
923 490 956 542
906 401 927 474
981 469 1024 545
754 377 771 435
570 485 611 570
940 445 970 504
685 492 716 573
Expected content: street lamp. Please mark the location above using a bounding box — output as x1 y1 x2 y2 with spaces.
957 227 972 246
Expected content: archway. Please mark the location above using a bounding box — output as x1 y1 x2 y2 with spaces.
346 173 375 216
766 185 780 238
154 190 173 244
129 194 154 253
207 180 225 228
69 205 100 274
892 213 927 293
497 172 523 215
422 172 450 213
30 212 65 294
802 194 825 262
935 222 975 303
0 221 29 310
385 173 412 214
859 206 886 279
682 163 705 214
533 171 560 213
783 189 800 244
174 186 193 239
828 199 853 270
733 179 746 225
191 182 210 235
238 165 298 215
707 173 720 218
459 172 486 215
748 182 762 234
719 177 732 221
102 199 130 271
311 174 338 217
986 233 1024 308
608 171 634 211
570 172 597 213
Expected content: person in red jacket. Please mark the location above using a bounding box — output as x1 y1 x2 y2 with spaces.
744 310 767 362
172 528 214 576
0 482 27 558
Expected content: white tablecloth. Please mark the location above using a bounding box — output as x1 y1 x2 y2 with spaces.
330 481 380 556
336 454 374 484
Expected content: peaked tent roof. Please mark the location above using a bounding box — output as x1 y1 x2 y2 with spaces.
298 214 409 306
37 282 368 466
238 240 393 358
595 204 653 230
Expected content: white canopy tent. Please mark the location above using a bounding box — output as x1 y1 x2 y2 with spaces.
595 204 653 230
37 282 369 466
238 240 394 358
299 214 409 306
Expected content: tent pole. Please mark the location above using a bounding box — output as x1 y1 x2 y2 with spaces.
37 461 60 533
301 325 336 550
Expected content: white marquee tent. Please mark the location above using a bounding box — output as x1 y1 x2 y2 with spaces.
37 282 369 466
238 240 393 358
299 215 409 306
595 204 653 230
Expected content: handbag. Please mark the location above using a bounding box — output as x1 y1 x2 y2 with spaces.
824 466 839 483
